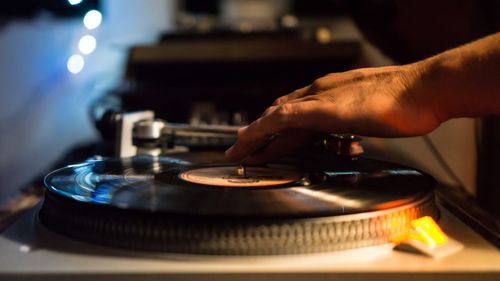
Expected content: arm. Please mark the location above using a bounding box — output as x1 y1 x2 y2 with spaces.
225 32 500 164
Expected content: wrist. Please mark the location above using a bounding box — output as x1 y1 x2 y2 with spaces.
400 60 450 125
412 33 500 120
409 53 464 122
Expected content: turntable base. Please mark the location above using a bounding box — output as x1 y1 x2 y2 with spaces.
0 205 499 281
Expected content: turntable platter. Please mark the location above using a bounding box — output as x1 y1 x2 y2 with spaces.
39 152 438 255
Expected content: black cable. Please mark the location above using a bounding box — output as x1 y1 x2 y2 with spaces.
422 134 469 194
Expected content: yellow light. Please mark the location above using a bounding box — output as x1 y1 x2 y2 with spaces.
410 216 448 248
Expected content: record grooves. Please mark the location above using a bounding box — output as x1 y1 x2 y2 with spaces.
39 153 438 255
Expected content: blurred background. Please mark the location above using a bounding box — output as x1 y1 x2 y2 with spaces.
0 0 498 217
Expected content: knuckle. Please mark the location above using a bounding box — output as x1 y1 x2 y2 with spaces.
275 103 294 122
310 77 328 92
273 96 287 105
273 92 295 106
261 105 277 117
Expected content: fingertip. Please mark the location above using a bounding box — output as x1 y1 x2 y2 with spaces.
224 145 239 162
224 144 233 155
237 125 248 133
224 142 250 163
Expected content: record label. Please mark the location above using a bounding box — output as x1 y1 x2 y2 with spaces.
179 166 302 187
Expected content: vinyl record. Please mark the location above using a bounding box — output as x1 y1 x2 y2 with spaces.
43 152 435 218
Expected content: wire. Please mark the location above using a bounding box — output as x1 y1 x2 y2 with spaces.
422 134 469 193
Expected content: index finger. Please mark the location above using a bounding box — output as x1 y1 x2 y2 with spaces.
225 101 321 162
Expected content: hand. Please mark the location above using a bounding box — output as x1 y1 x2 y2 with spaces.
225 63 444 164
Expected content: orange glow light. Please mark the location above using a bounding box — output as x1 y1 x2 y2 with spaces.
410 216 448 248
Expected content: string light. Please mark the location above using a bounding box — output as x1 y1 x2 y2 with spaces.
83 10 102 30
67 55 85 74
78 35 97 55
67 3 101 74
68 0 83 5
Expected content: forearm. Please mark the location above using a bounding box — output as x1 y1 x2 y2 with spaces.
414 32 500 121
225 33 500 163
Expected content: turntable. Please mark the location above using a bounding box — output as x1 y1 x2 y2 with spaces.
0 111 499 280
40 151 437 255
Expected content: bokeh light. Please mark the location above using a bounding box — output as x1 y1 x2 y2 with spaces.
67 54 85 74
67 0 83 5
78 35 97 55
83 10 102 30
